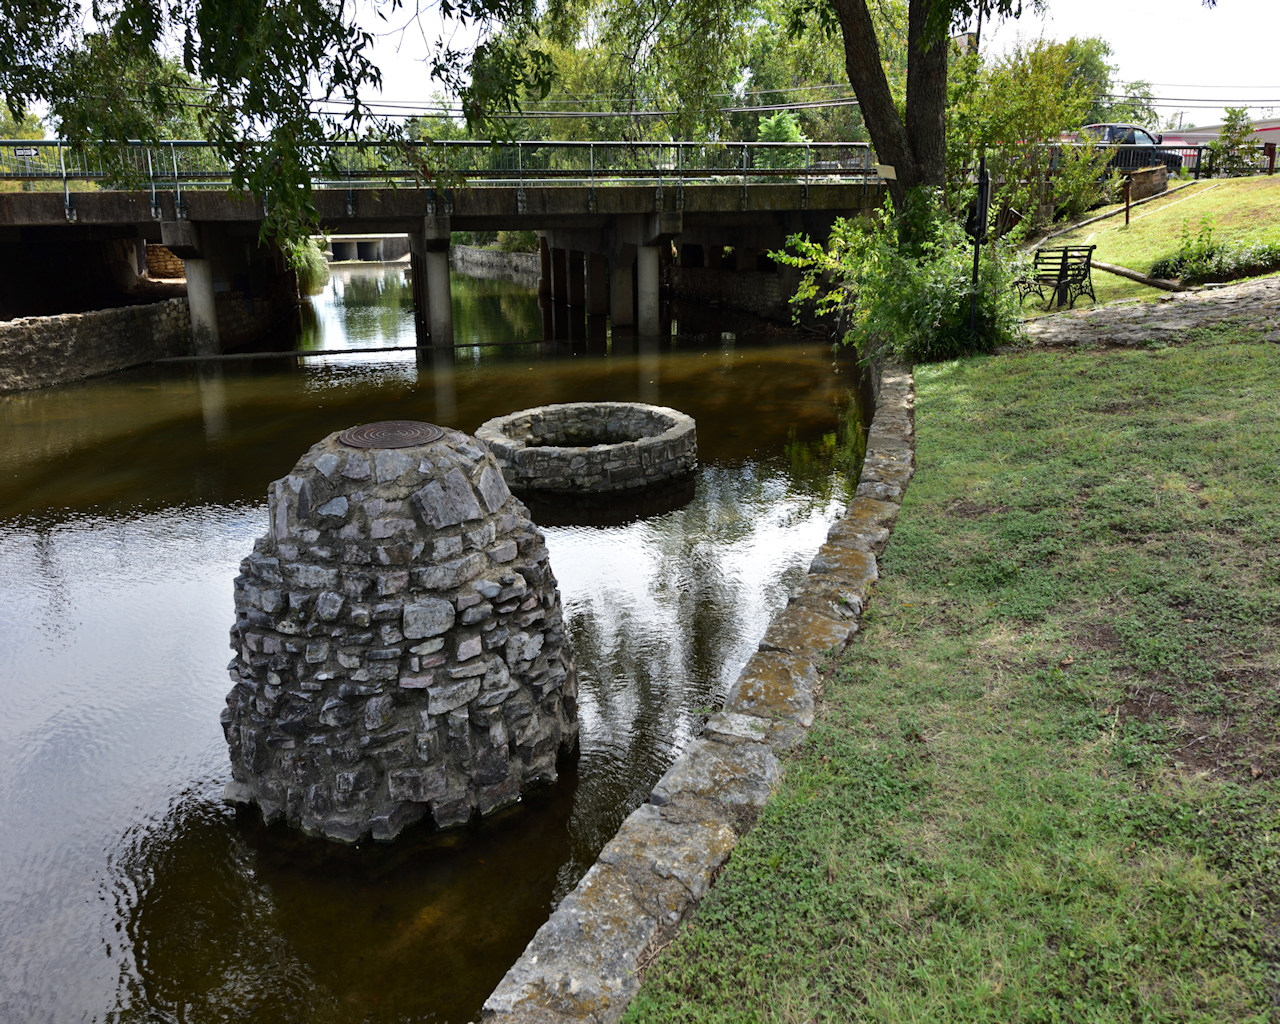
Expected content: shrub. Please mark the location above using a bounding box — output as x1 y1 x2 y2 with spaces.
1150 217 1280 284
777 187 1025 364
496 229 539 253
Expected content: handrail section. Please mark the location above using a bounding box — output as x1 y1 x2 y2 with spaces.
0 139 879 194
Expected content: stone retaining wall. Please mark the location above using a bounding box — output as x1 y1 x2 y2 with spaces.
1125 164 1169 202
451 245 541 287
0 284 299 392
481 361 917 1023
0 299 193 392
145 244 186 279
669 266 787 320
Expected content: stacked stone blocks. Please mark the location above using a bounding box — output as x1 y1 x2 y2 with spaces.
477 402 697 494
223 424 579 843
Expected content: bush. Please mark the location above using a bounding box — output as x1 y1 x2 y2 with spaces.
496 229 539 253
1150 218 1280 284
284 237 330 295
777 188 1025 364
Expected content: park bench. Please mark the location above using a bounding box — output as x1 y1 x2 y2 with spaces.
1015 244 1096 310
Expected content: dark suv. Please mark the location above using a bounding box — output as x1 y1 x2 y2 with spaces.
1081 123 1183 172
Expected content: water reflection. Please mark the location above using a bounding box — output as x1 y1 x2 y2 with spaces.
0 264 863 1023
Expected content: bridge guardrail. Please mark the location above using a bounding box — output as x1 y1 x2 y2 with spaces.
0 139 879 195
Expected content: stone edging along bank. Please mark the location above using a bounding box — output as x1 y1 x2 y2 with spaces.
480 362 917 1023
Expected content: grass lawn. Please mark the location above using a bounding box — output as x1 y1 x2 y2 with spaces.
625 328 1280 1022
1022 176 1280 311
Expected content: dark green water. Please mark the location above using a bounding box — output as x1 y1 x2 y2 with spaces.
0 264 862 1022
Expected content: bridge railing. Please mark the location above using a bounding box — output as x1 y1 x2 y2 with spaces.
0 138 878 193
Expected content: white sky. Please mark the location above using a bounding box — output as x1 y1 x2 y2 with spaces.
984 0 1278 129
353 0 1277 133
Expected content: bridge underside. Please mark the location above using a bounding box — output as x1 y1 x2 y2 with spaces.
0 182 883 347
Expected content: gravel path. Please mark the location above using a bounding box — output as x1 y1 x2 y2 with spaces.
1022 275 1280 347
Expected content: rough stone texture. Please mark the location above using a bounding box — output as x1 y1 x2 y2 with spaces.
450 244 540 288
1023 275 1280 349
223 424 579 843
476 402 698 494
482 362 916 1023
1125 164 1168 202
145 244 186 279
669 267 786 320
0 299 193 392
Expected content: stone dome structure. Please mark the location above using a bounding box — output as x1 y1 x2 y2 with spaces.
222 421 579 843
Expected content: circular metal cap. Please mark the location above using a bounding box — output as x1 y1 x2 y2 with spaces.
337 420 445 449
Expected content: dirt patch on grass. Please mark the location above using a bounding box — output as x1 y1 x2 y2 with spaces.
1116 679 1279 784
945 498 1009 519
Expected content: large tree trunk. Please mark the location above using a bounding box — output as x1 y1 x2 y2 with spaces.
830 0 948 210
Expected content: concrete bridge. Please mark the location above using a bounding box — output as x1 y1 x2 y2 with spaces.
0 140 885 349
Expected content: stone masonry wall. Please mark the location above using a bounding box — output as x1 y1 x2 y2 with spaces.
477 402 698 494
669 266 787 320
223 424 579 844
145 244 186 279
0 299 192 392
451 245 541 288
482 362 916 1023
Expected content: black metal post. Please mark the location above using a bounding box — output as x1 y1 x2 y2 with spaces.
967 7 985 342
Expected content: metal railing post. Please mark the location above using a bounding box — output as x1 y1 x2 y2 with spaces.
58 142 75 221
588 141 596 212
147 147 160 218
517 141 526 213
171 142 185 218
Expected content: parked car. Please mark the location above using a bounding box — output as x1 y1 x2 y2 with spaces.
1080 123 1184 172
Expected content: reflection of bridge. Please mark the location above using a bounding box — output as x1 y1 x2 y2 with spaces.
0 139 886 347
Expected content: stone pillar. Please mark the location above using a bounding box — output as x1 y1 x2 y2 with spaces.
184 257 221 356
567 250 586 307
637 245 661 336
585 253 608 317
223 421 580 843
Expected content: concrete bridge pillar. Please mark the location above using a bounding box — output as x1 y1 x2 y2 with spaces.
538 237 552 297
550 246 569 304
585 253 608 317
161 220 221 355
610 249 634 326
411 215 453 346
567 250 585 307
184 258 221 356
637 245 662 336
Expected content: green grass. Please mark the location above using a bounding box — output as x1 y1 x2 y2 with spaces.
1022 176 1280 311
626 330 1280 1023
